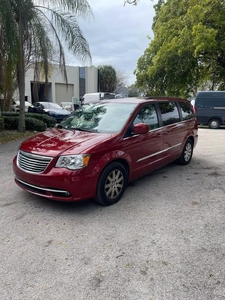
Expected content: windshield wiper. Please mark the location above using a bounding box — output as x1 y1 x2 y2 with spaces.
72 127 98 133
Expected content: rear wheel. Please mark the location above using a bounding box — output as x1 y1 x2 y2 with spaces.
95 162 127 206
177 139 193 165
208 119 220 129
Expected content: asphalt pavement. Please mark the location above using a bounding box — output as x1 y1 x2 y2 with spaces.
0 128 225 300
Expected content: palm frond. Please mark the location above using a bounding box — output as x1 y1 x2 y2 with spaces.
34 0 93 17
35 5 91 63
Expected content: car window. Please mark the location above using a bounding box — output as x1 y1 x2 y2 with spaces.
196 93 225 108
133 104 159 130
158 102 180 126
179 101 194 120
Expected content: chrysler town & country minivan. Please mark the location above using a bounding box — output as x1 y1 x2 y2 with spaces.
13 97 198 206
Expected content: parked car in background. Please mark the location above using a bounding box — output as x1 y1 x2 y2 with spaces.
11 100 31 112
192 91 225 129
82 92 115 104
115 94 124 98
13 97 198 206
28 102 70 122
58 101 73 112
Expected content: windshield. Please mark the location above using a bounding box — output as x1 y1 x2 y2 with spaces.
59 102 137 133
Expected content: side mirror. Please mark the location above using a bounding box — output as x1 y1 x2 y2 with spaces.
133 123 149 134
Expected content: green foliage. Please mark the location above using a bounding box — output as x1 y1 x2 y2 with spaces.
135 0 225 97
0 0 93 131
2 116 47 131
128 84 141 97
25 117 47 132
25 113 57 128
1 112 19 117
2 116 19 130
0 117 5 131
2 112 56 128
98 65 117 92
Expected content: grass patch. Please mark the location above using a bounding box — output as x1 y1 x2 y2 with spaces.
0 130 37 145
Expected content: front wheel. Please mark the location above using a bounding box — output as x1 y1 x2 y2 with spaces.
208 119 220 129
177 139 193 165
95 162 128 206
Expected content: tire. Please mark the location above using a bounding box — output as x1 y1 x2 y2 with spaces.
177 139 193 165
95 162 128 206
208 119 220 129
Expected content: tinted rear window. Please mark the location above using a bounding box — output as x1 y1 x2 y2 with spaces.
179 101 194 120
158 102 180 126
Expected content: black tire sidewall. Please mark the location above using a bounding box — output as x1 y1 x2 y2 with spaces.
95 162 127 206
209 119 220 129
179 139 193 165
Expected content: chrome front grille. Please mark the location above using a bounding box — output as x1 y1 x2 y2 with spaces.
17 150 53 173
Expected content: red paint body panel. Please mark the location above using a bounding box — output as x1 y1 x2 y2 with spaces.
13 97 198 202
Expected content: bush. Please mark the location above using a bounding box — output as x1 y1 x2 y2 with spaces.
2 112 56 128
2 116 47 131
0 117 5 131
25 113 56 128
3 116 19 129
25 117 47 131
2 112 18 117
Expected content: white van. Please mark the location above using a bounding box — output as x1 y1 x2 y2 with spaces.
83 92 115 104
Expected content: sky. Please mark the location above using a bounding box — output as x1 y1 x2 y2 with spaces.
66 0 156 86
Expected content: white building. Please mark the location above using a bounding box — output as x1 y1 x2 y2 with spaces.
14 64 99 104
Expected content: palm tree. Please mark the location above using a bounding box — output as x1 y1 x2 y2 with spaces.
0 0 92 131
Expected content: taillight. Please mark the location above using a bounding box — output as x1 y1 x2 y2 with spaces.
193 106 196 113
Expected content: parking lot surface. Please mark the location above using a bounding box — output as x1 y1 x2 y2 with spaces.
0 128 225 300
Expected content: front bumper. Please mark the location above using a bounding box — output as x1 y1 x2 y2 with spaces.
13 156 97 202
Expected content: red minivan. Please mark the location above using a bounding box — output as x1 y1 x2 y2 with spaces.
13 97 198 206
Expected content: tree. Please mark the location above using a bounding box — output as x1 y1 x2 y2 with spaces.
128 84 141 97
0 0 92 131
98 65 117 93
135 0 225 97
115 69 128 88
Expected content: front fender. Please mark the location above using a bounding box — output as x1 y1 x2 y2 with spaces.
92 149 132 180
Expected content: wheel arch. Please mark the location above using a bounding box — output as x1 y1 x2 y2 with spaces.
94 158 130 205
91 149 131 183
187 135 194 145
98 158 130 183
208 116 222 125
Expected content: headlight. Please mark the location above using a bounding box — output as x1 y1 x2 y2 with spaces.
55 154 90 170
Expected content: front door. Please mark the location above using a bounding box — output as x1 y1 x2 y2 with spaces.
127 103 164 180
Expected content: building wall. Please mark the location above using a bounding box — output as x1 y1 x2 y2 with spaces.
85 66 99 93
14 64 99 103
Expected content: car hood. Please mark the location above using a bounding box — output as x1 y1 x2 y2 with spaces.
19 128 112 157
